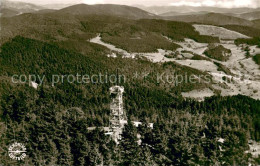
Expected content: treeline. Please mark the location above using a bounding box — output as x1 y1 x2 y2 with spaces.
235 37 260 47
223 25 260 38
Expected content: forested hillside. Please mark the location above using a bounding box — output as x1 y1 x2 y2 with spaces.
56 4 157 19
235 37 260 47
0 13 219 52
0 35 259 166
164 13 254 26
0 5 260 165
223 25 260 38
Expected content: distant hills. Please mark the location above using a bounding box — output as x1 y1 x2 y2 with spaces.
1 2 158 19
221 11 260 21
54 4 259 27
56 4 157 19
239 11 260 20
1 0 44 13
1 8 20 17
159 11 209 17
159 11 260 21
1 1 260 32
141 6 260 15
164 13 254 26
142 6 260 22
1 0 45 17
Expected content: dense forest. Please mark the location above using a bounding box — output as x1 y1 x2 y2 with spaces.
235 37 260 47
253 54 260 66
204 45 232 62
0 14 219 52
223 25 260 38
0 36 259 165
0 9 260 165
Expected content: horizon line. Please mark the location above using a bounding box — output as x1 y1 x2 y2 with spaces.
4 0 259 9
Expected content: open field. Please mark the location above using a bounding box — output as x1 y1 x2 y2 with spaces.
90 30 260 100
193 24 250 40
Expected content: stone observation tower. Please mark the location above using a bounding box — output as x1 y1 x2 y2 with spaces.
108 86 127 143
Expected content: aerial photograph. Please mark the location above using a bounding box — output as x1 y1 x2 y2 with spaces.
0 0 260 165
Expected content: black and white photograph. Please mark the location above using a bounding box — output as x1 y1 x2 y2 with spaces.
0 0 260 165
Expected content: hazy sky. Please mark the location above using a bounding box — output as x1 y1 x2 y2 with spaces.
8 0 260 8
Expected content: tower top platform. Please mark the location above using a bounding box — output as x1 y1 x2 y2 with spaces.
109 86 124 94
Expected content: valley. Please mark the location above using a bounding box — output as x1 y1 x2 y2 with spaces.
89 27 260 101
0 1 260 165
